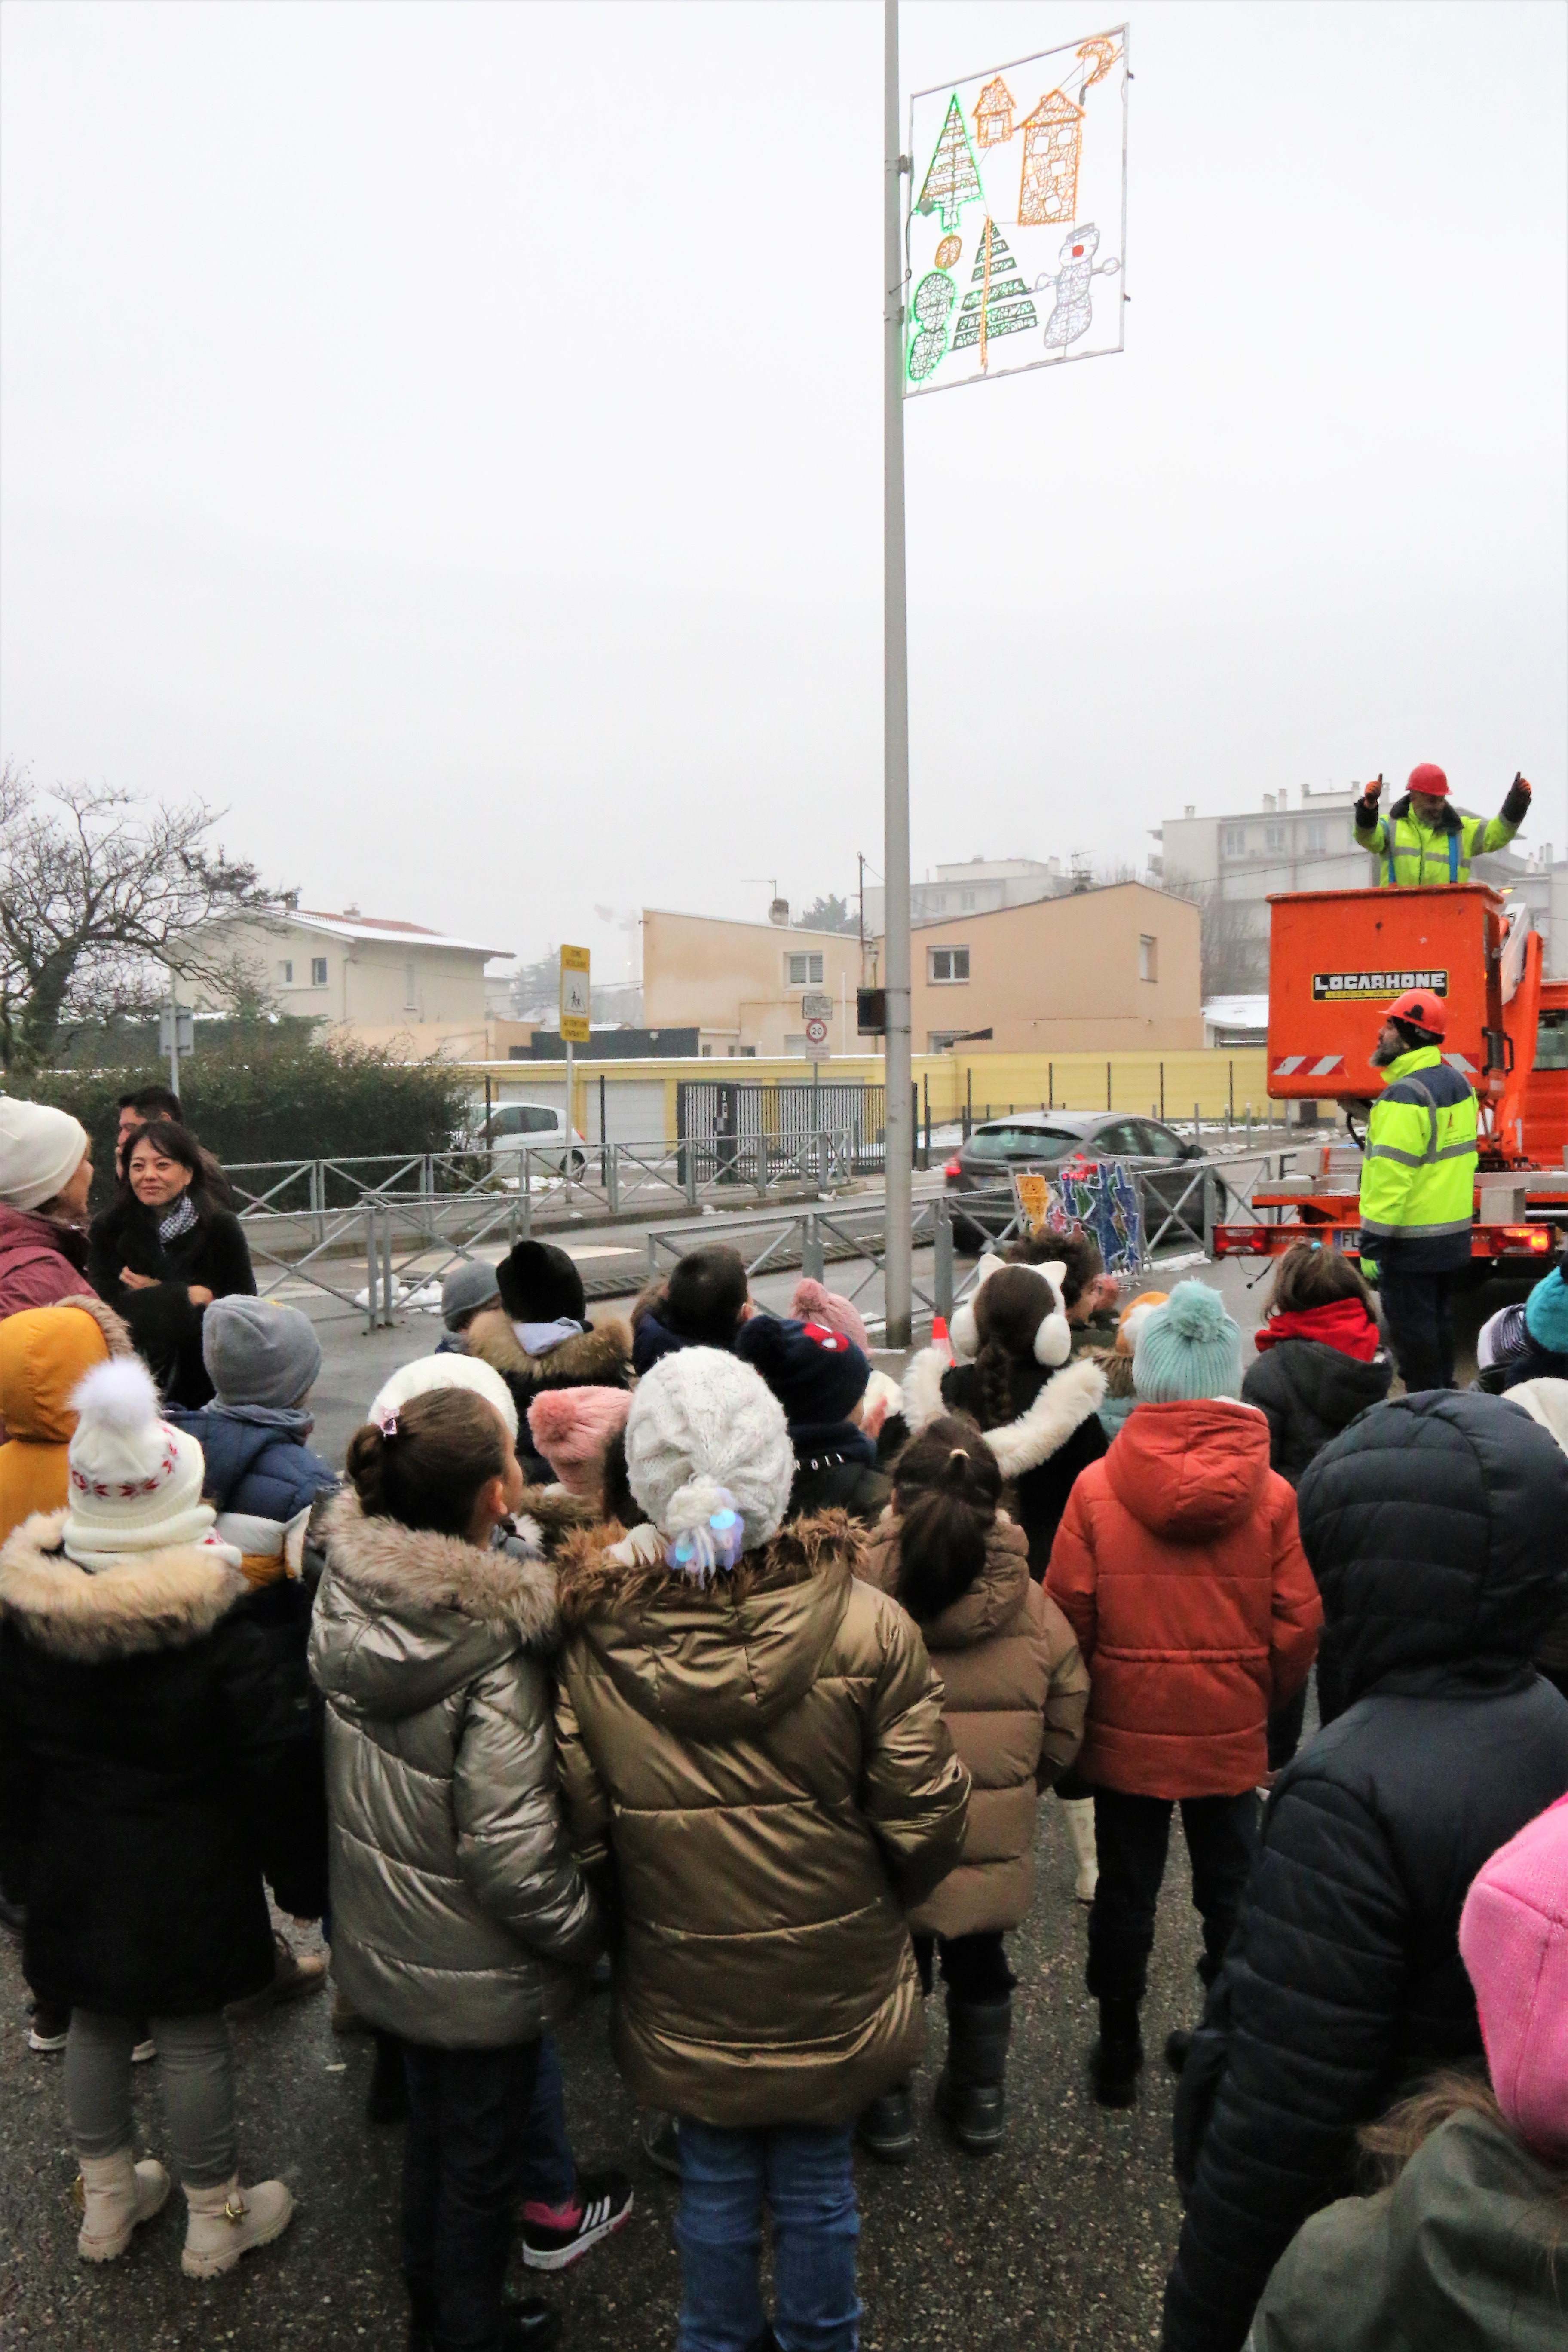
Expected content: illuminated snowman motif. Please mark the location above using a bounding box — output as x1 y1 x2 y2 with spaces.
1033 222 1120 354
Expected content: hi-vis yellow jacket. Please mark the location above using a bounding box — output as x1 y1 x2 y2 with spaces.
1355 794 1522 888
1359 1046 1477 1262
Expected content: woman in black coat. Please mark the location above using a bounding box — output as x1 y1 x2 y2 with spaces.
88 1118 254 1407
1162 1390 1568 2352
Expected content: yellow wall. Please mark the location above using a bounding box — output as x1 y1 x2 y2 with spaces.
454 1047 1273 1138
888 883 1203 1053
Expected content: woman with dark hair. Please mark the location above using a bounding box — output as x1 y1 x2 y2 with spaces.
860 1417 1087 2161
87 1121 255 1406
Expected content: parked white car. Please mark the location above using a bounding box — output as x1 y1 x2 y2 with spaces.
480 1100 585 1180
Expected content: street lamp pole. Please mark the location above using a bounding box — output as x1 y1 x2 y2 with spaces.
882 0 913 1348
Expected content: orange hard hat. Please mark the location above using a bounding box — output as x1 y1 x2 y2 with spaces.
1407 762 1449 798
1384 986 1448 1037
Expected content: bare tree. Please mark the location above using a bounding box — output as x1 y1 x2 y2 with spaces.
1160 869 1268 996
0 765 288 1075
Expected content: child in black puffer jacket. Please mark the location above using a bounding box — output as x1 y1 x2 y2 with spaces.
1242 1243 1392 1486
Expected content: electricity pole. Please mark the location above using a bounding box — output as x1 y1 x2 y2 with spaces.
882 0 913 1347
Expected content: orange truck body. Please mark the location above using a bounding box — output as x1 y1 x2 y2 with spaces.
1213 885 1567 1266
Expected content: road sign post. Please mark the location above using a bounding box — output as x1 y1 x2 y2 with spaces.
560 945 591 1148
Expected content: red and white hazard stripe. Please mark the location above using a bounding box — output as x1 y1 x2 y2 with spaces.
1271 1054 1345 1079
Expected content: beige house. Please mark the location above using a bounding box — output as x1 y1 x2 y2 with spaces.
192 907 525 1060
641 909 867 1057
889 883 1202 1053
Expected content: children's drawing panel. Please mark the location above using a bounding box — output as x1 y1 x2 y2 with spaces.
906 26 1128 398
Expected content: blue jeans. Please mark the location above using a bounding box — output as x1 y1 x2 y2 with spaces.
518 2031 576 2211
675 2119 860 2352
401 2037 541 2352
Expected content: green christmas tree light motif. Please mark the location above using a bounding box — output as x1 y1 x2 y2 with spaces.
916 94 984 233
952 220 1038 358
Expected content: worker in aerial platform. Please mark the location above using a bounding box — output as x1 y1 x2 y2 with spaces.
1354 763 1531 887
1358 986 1478 1392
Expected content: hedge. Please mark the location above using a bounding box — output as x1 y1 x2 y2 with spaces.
16 1026 474 1211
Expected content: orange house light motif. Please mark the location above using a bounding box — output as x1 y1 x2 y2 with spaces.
1018 89 1084 227
971 77 1016 149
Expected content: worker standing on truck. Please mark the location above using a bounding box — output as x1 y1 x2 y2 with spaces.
1357 987 1477 1392
1354 763 1531 886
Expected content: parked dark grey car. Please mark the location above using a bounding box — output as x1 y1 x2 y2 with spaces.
942 1110 1217 1253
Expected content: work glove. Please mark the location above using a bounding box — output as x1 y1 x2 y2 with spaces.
1501 772 1532 826
1353 774 1384 828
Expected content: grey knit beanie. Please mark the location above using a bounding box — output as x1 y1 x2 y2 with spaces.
625 1347 797 1552
441 1257 502 1335
202 1296 322 1409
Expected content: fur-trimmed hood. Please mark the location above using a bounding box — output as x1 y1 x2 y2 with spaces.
1389 790 1464 834
312 1486 560 1724
466 1308 632 1395
0 1508 247 1660
556 1509 862 1734
902 1346 1106 1479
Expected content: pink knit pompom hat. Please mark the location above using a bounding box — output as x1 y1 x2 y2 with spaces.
526 1385 632 1496
1458 1792 1568 2159
790 1278 869 1355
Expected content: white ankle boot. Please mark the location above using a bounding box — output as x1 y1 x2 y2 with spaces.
1062 1797 1099 1903
181 2175 294 2278
76 2148 170 2261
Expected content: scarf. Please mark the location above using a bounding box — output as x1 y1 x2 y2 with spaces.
156 1192 199 1247
1254 1298 1380 1363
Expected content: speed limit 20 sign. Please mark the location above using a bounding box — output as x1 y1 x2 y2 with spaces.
804 1017 829 1047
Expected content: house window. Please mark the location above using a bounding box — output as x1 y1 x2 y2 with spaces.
928 946 970 983
1265 821 1287 853
1139 934 1158 982
310 956 328 987
404 961 418 1008
960 889 976 910
277 959 293 985
1221 825 1246 858
785 952 824 987
1303 818 1327 853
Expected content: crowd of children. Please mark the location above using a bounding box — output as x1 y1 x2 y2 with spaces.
0 1160 1565 2352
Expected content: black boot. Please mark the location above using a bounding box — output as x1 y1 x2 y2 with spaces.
1090 1995 1143 2109
1164 2029 1192 2073
857 2079 915 2164
936 1994 1011 2156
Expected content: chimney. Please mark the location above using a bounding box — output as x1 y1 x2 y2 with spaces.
1262 794 1275 813
1183 804 1195 819
767 897 790 926
1278 787 1288 808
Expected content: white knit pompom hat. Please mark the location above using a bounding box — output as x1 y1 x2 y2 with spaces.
63 1357 218 1566
370 1352 520 1441
625 1347 796 1554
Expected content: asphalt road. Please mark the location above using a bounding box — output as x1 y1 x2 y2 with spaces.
1 1794 1202 2352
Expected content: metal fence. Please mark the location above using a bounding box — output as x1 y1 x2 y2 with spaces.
643 1146 1324 1337
677 1081 888 1174
229 1133 852 1330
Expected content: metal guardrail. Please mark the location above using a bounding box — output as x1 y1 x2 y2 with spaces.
284 1145 1324 1339
225 1132 854 1241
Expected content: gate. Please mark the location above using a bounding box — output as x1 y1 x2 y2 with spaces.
676 1081 887 1176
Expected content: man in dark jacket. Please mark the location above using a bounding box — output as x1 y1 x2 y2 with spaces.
1161 1390 1568 2352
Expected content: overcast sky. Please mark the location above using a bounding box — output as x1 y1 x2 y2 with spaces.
3 0 1564 982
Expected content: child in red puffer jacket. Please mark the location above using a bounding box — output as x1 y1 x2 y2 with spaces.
1046 1282 1321 2111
